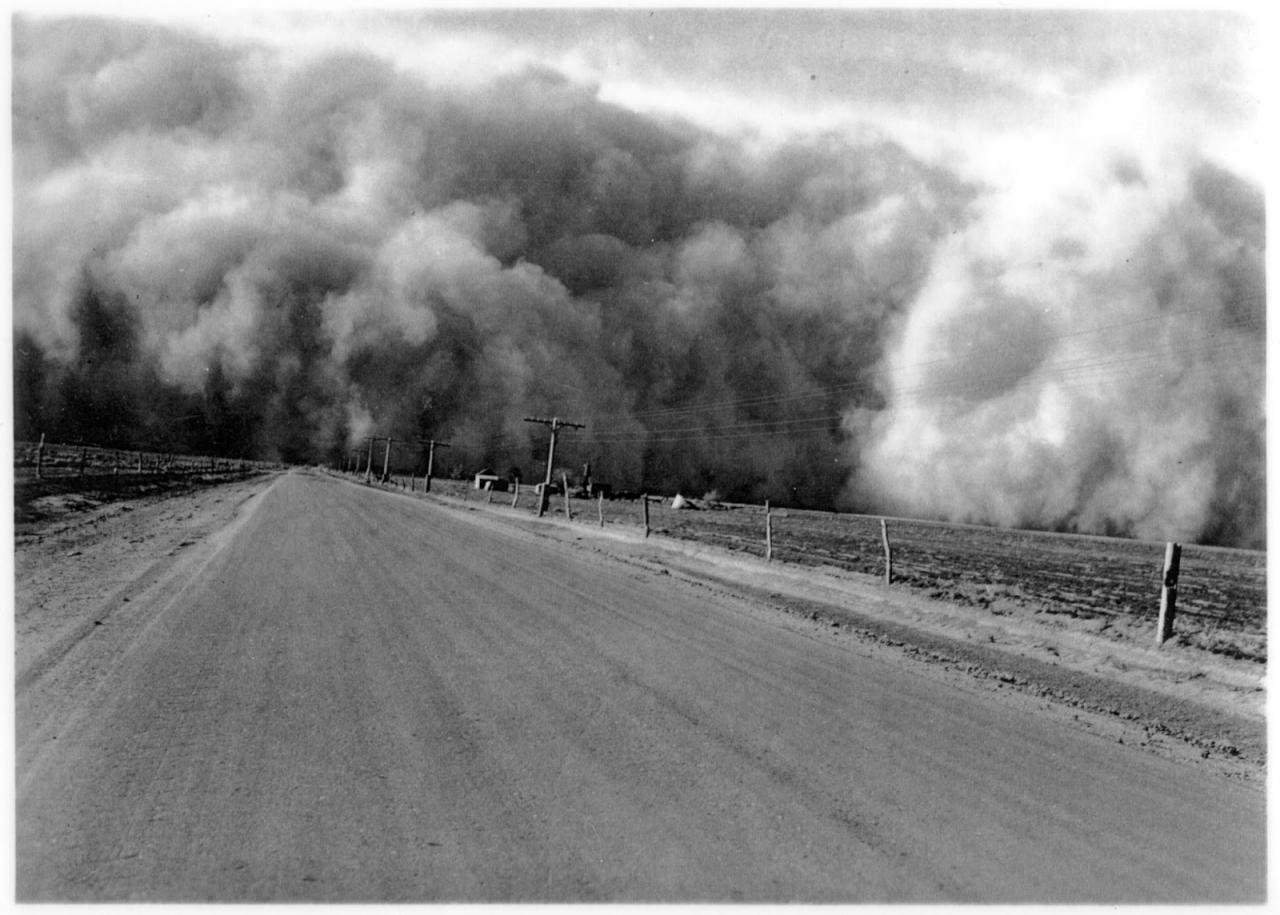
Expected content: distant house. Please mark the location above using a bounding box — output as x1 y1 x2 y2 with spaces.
473 471 508 492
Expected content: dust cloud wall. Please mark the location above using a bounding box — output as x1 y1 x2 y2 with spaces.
11 16 1264 547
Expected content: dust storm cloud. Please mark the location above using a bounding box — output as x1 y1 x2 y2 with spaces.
11 15 1264 547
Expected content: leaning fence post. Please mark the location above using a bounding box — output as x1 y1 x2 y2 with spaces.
880 518 893 585
486 480 493 504
1157 542 1182 646
765 500 773 561
512 481 520 508
561 472 572 520
642 494 650 537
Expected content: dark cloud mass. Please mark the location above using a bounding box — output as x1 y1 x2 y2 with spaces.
12 16 1265 547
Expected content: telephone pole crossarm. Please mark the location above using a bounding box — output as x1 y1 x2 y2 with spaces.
522 416 587 431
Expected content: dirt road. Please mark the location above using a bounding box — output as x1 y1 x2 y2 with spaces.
16 471 1265 901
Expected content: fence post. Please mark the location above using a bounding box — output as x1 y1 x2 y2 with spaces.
35 433 44 480
598 490 605 528
881 518 893 586
643 494 650 538
1157 542 1182 646
765 500 773 561
512 481 520 508
561 472 572 520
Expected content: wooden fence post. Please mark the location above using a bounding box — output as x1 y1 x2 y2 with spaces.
765 500 773 561
512 481 520 508
643 494 650 538
561 472 572 520
1157 542 1182 646
881 518 893 586
35 433 44 480
485 481 493 504
598 490 605 528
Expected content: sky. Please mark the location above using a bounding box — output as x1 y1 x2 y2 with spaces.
128 7 1266 177
9 6 1268 547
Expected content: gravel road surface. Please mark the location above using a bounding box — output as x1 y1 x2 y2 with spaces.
16 471 1265 902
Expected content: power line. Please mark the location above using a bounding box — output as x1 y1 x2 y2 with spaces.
620 302 1262 424
577 332 1262 447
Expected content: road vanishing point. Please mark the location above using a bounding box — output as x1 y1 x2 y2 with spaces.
16 471 1265 902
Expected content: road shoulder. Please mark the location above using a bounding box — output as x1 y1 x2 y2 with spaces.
403 482 1265 782
15 473 283 777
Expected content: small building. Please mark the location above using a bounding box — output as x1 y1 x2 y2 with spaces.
473 472 508 492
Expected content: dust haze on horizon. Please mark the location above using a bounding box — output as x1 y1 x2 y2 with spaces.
10 9 1266 548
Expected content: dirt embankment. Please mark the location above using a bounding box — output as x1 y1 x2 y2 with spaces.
15 473 280 690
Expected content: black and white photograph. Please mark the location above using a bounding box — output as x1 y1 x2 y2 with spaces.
11 5 1266 903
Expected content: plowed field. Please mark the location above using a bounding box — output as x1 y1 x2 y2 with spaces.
404 476 1266 663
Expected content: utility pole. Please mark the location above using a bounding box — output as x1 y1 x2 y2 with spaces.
1157 542 1182 646
381 437 396 483
364 436 377 484
523 416 585 517
417 438 451 493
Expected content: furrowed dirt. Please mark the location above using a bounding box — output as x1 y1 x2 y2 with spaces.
397 476 1266 659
